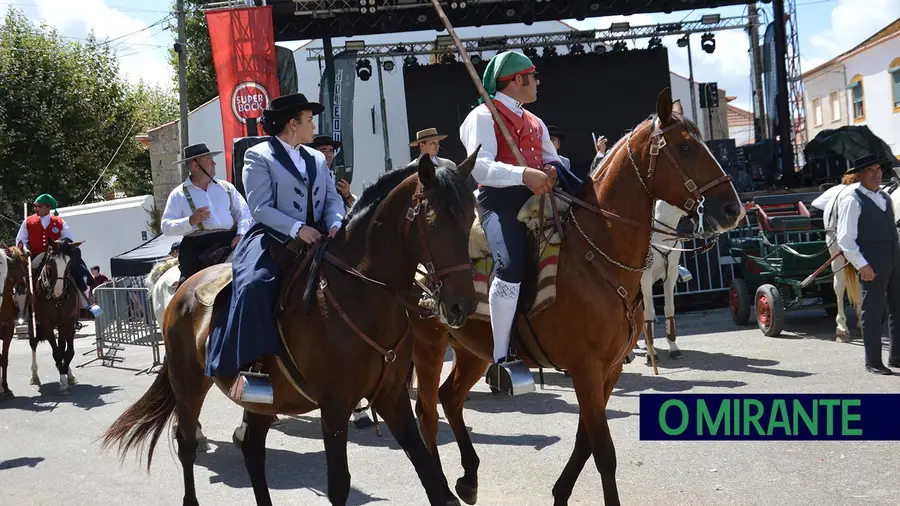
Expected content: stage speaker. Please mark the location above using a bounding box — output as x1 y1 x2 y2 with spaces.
231 136 269 199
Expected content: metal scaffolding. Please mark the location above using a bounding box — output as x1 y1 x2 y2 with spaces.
304 15 750 60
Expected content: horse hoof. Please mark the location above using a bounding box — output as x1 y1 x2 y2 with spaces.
645 354 659 365
836 330 852 343
455 479 477 505
197 438 211 453
30 377 40 386
232 426 245 449
669 350 683 359
623 352 635 364
67 375 78 385
270 415 282 427
446 497 462 506
2 390 13 400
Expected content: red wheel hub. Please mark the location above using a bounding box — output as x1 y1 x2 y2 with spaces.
757 294 771 327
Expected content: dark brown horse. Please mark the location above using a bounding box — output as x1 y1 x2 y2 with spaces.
0 245 29 399
27 239 83 394
411 89 745 505
102 153 480 506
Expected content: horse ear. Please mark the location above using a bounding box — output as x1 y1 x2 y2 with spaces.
656 87 674 125
417 153 437 189
456 144 481 179
71 241 84 248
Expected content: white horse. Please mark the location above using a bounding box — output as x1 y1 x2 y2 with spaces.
821 183 900 341
635 200 692 363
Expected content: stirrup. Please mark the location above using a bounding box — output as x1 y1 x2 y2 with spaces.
229 367 274 404
485 358 535 396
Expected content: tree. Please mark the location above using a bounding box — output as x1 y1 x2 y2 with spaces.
111 83 178 197
167 0 217 111
0 9 143 240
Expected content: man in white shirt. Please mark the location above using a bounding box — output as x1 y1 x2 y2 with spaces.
459 50 582 394
836 154 900 375
161 143 253 284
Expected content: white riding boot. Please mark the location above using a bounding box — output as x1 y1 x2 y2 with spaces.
488 279 519 363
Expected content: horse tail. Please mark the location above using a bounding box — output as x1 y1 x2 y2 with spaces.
844 265 861 311
101 358 176 471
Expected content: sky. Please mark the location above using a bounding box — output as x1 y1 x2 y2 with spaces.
7 0 900 113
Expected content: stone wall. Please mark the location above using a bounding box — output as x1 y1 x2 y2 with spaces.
148 120 184 214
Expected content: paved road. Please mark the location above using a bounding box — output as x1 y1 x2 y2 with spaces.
1 308 898 505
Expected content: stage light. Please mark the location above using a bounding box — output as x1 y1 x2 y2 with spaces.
345 40 365 51
610 22 630 32
471 54 483 65
594 44 607 54
441 53 456 64
569 43 585 55
403 55 419 68
542 45 558 58
648 36 662 50
383 60 395 72
612 41 628 52
677 35 689 48
523 47 538 60
701 14 721 25
356 58 372 81
701 33 716 53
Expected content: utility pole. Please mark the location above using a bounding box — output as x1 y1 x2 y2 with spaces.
685 35 699 126
748 2 767 140
773 0 795 183
176 0 189 179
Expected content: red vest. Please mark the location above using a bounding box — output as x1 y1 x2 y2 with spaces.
492 100 544 168
25 214 64 255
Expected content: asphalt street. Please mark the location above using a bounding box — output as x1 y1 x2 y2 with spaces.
1 307 898 505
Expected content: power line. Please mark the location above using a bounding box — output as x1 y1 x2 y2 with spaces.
0 1 170 14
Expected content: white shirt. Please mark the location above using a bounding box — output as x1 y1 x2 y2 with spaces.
161 177 253 237
458 92 562 189
15 214 74 249
836 183 888 270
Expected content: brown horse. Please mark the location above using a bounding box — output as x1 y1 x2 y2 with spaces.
102 153 480 506
0 245 29 399
28 239 83 394
411 89 745 506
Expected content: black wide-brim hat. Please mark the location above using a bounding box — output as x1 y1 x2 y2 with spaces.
267 92 324 115
846 153 893 174
309 134 342 149
173 143 223 165
547 125 567 141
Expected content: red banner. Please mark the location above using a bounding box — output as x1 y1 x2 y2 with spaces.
206 6 281 182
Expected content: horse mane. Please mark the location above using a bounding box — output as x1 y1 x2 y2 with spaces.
0 248 8 299
345 163 474 229
147 257 180 287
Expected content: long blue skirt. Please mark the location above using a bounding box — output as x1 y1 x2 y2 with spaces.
205 223 282 378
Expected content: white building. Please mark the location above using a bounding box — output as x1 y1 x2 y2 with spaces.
158 20 733 199
802 19 900 157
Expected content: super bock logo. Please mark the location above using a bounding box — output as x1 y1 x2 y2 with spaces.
231 82 270 124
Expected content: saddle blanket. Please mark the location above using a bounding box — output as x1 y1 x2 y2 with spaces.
416 195 566 320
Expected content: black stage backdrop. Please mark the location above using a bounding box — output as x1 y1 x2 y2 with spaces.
403 48 672 181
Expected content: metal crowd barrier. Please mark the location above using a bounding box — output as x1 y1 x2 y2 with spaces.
77 276 162 375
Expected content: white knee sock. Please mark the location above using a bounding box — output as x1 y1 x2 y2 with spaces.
489 279 520 363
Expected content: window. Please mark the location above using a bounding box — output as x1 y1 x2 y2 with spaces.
891 57 900 113
849 74 865 123
829 90 841 121
812 97 823 126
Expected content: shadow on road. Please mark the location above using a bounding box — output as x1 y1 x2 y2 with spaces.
0 456 44 471
195 439 387 505
0 383 119 412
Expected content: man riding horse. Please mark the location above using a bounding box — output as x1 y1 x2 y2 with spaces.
206 92 345 392
459 50 583 392
15 193 102 318
160 143 253 285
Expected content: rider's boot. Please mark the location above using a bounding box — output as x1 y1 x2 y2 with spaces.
485 279 534 395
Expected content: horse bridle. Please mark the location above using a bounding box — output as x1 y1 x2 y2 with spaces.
404 181 473 305
628 117 734 234
38 251 73 304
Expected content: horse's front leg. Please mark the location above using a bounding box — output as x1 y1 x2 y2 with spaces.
375 379 457 506
663 256 682 359
832 257 852 341
29 321 43 386
1 331 12 398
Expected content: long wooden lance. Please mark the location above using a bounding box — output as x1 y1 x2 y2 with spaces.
428 0 659 374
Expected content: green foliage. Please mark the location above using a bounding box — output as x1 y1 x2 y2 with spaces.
167 0 217 110
0 8 178 241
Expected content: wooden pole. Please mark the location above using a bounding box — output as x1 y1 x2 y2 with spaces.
429 0 528 168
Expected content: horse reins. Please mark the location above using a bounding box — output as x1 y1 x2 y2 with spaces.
37 252 74 306
314 179 471 409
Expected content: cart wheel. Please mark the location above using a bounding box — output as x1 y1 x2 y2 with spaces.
729 278 751 325
755 284 785 337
